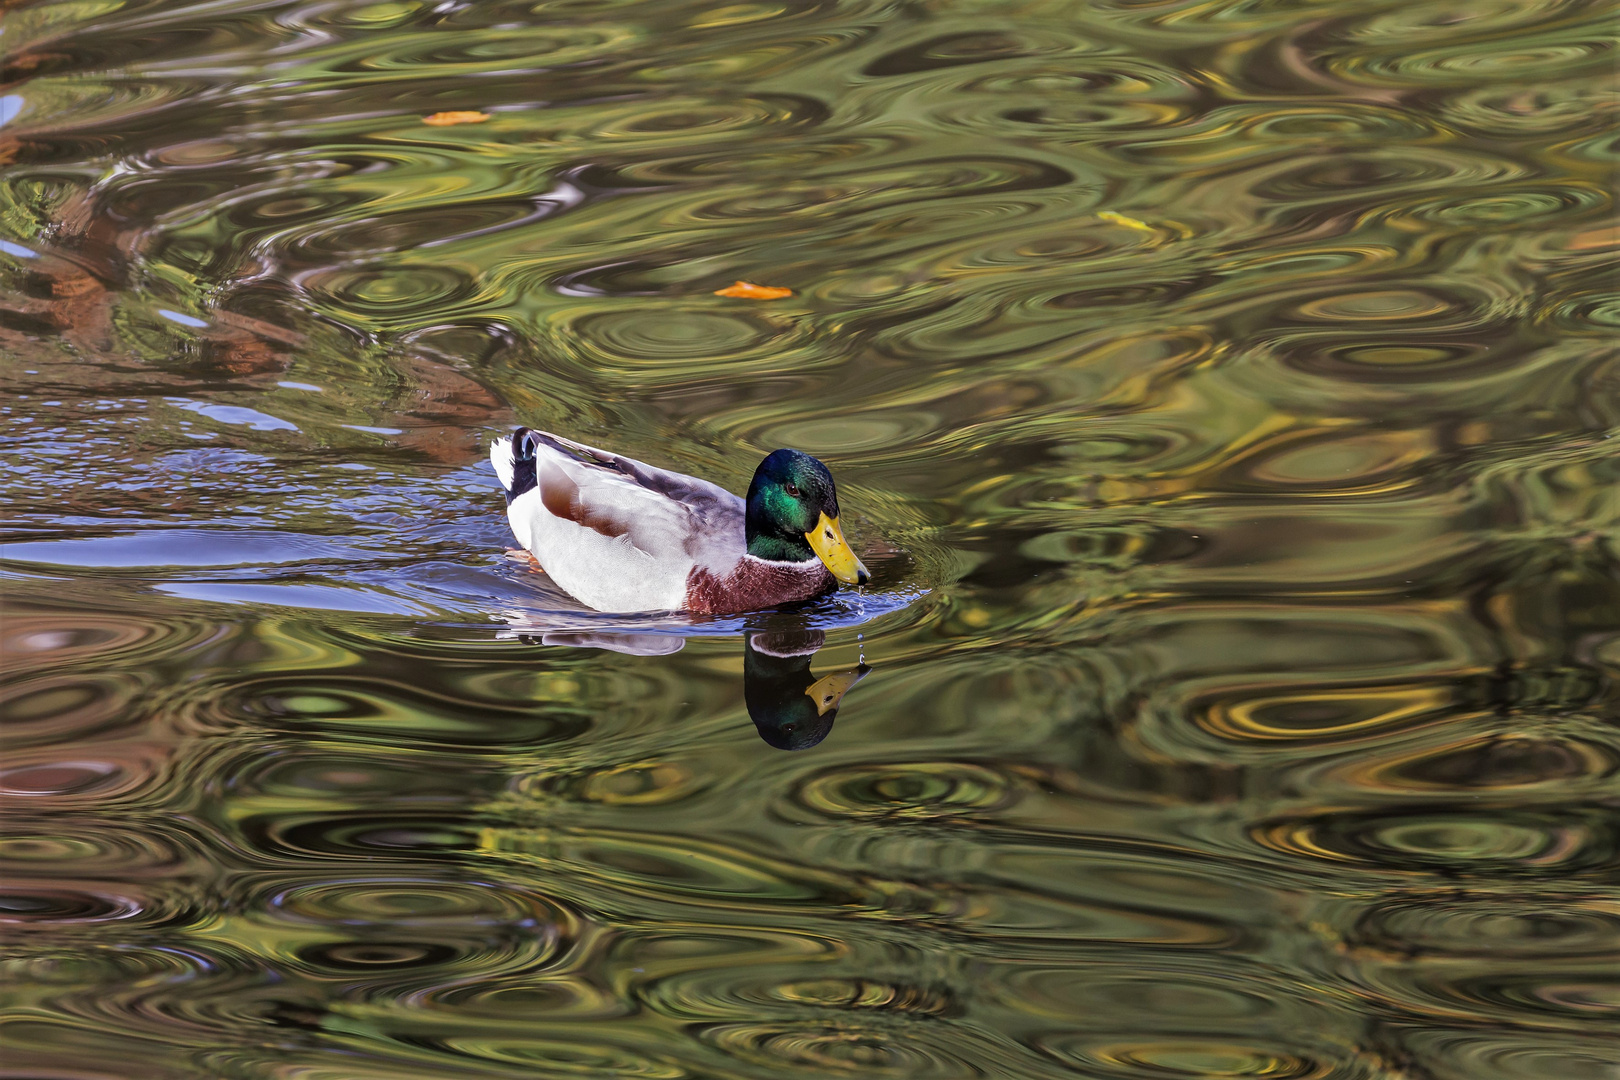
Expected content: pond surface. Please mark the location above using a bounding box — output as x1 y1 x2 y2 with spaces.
2 0 1617 1077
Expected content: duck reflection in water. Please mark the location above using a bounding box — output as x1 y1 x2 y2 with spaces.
509 626 869 751
745 630 868 751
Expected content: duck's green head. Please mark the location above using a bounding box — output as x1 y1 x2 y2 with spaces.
745 449 870 584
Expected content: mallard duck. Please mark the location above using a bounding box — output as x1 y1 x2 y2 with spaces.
490 427 869 614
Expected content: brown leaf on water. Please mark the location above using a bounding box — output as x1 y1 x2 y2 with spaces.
714 281 792 299
423 111 490 126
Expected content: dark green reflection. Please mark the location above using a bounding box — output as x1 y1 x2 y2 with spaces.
525 629 872 751
744 630 870 752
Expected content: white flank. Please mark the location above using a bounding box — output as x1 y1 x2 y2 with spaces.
489 435 515 491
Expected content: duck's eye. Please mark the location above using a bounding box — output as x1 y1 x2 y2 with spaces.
785 482 800 497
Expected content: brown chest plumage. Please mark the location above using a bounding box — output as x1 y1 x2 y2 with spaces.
685 558 835 615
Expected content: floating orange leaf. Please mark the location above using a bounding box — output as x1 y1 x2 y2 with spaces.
423 111 490 126
714 281 792 299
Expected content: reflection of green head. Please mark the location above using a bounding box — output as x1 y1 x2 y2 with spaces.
744 631 868 751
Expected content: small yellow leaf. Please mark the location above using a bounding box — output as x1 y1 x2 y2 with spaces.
1097 210 1156 234
714 281 793 299
423 111 490 126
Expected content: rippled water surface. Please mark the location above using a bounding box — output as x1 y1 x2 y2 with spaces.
3 0 1618 1076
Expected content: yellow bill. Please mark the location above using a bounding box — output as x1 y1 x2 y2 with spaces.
806 512 870 585
805 666 869 716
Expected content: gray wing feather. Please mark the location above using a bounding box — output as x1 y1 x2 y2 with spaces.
526 430 745 560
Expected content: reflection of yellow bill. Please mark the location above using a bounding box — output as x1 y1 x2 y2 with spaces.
806 512 870 585
805 667 868 716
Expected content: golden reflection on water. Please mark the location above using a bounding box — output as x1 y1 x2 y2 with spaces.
2 0 1618 1076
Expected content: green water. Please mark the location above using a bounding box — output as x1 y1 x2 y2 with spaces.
2 0 1617 1076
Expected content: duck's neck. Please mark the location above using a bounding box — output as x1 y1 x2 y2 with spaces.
746 532 816 563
